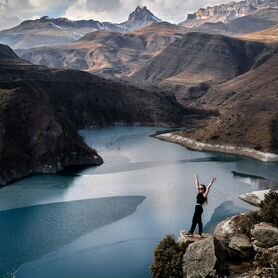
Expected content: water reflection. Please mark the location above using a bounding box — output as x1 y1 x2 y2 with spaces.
60 156 241 177
0 196 145 276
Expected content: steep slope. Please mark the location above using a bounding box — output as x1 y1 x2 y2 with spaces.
0 6 162 49
130 32 266 86
0 45 103 185
178 45 278 154
17 22 189 79
0 43 198 185
237 25 278 43
180 0 278 27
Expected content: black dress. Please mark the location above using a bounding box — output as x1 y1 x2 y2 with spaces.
189 193 206 235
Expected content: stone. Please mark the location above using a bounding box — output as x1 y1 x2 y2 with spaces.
254 245 278 267
238 190 271 207
182 235 223 278
214 214 254 260
251 222 278 247
228 235 254 258
179 230 197 247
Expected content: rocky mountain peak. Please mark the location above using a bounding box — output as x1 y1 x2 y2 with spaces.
127 5 161 23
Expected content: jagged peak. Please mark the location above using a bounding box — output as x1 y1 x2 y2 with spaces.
127 5 161 22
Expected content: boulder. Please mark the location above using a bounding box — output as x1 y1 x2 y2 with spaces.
214 214 254 260
251 222 278 247
254 245 278 268
228 235 254 259
182 235 225 278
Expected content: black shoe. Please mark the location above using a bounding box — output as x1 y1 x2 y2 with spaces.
184 232 193 237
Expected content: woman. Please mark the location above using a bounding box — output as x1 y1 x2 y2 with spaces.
186 173 216 237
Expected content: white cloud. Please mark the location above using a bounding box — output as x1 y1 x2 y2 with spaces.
0 0 243 30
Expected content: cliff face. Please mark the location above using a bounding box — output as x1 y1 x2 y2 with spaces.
0 81 103 186
183 0 278 27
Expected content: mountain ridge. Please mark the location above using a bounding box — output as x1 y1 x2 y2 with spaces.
0 6 162 49
181 0 278 27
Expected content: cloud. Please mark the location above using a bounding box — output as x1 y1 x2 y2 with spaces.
0 0 241 30
64 0 134 22
0 0 75 29
64 0 237 23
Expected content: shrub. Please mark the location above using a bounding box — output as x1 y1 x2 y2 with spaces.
151 234 187 278
258 190 278 227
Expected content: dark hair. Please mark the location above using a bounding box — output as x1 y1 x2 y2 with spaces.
201 184 208 204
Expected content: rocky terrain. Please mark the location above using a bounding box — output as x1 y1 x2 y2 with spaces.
181 0 278 27
154 190 278 277
178 217 278 277
0 6 161 49
0 43 200 186
17 22 189 79
120 5 162 32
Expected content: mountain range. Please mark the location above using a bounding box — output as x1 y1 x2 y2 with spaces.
1 0 278 50
0 6 161 49
17 22 189 79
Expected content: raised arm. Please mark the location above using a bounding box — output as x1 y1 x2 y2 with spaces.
204 177 216 198
194 173 200 191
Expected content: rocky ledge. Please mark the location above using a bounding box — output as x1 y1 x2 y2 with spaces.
178 218 278 277
156 132 278 162
239 190 278 207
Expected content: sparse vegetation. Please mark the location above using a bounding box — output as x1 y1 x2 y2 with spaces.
151 234 187 278
258 190 278 227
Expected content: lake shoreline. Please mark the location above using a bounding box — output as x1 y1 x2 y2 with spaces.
155 132 278 162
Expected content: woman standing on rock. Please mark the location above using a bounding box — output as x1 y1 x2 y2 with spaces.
186 173 216 237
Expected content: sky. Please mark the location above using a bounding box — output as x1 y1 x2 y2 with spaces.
0 0 238 30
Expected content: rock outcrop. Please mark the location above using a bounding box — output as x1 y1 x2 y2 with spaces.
239 190 278 206
120 6 162 32
181 0 278 27
182 236 219 278
251 222 278 248
178 219 278 277
179 232 227 277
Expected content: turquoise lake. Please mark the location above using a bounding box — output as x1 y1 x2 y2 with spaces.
0 126 278 278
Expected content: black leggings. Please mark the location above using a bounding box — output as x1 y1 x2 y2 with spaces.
189 205 203 235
